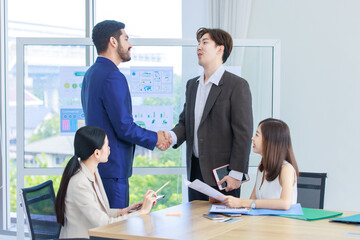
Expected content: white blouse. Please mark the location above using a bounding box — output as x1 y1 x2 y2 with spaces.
255 161 297 204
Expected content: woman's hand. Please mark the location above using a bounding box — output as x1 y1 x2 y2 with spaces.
217 196 244 208
117 202 143 216
139 190 157 215
126 202 143 213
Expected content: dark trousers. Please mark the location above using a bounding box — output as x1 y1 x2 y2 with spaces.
102 177 129 208
188 155 240 202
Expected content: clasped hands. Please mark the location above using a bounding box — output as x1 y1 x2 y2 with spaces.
156 131 172 151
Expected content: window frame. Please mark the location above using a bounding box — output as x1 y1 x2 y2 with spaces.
15 37 280 234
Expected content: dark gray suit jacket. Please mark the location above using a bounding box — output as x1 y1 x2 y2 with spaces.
172 71 253 186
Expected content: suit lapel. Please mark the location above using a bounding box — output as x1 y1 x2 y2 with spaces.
94 170 110 211
189 80 199 139
80 162 109 212
92 178 108 212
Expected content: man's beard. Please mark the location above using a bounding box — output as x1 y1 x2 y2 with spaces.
117 44 131 62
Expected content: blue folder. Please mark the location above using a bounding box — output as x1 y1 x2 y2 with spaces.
209 203 303 216
330 214 360 224
246 203 303 216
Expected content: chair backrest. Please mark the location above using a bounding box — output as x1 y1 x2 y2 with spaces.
297 172 327 209
20 180 61 240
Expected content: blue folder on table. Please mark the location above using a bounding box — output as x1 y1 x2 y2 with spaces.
209 203 303 216
330 214 360 224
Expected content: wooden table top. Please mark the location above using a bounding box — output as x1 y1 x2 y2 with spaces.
89 201 360 240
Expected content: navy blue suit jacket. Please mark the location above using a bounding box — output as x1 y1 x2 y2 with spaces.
81 57 157 179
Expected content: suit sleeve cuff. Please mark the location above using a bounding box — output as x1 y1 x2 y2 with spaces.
229 170 243 181
169 131 177 147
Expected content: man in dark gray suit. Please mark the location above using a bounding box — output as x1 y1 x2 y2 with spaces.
168 28 253 201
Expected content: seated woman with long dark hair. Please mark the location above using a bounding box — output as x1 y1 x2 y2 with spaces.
55 126 157 239
219 118 299 210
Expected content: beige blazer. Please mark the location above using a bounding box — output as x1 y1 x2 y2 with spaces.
59 162 139 239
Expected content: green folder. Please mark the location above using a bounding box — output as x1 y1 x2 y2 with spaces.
282 207 343 221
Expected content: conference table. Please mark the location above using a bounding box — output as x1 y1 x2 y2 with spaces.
89 201 360 240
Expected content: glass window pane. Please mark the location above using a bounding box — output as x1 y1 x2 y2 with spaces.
96 0 181 38
7 1 86 229
7 0 86 164
22 45 90 168
129 175 182 211
8 0 85 38
120 45 183 167
233 46 274 166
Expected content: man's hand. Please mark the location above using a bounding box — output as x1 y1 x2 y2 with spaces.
156 131 172 151
209 196 222 204
218 176 241 192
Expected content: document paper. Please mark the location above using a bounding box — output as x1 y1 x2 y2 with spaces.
210 205 249 214
210 203 304 216
184 179 225 201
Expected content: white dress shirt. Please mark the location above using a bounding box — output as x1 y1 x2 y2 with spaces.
170 65 244 181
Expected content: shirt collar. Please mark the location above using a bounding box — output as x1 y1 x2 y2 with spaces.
197 65 225 86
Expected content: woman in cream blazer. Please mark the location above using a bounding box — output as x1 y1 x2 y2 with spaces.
55 126 157 239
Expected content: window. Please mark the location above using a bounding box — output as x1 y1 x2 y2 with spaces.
96 0 182 38
1 1 279 237
3 0 184 235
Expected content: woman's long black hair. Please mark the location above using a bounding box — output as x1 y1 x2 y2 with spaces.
258 118 299 181
55 126 106 226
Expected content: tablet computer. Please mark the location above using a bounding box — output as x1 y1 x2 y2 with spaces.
212 164 250 191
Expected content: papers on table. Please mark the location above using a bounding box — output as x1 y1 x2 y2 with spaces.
184 179 225 201
209 205 249 214
210 203 304 216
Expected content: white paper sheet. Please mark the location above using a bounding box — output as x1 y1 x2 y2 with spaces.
184 179 225 201
209 205 249 213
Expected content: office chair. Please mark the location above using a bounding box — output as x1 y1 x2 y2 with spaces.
297 172 327 209
20 180 61 240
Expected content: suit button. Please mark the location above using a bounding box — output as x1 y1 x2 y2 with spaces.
199 139 203 142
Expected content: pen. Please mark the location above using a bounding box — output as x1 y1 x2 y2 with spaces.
155 180 170 194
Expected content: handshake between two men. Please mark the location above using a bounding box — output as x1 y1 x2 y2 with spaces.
156 131 172 151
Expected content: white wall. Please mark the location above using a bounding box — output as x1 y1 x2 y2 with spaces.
248 0 360 211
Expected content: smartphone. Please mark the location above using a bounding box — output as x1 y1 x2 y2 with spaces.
213 164 250 191
202 214 225 220
156 195 165 201
221 213 242 217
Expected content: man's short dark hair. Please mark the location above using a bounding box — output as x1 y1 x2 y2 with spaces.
196 27 233 63
92 20 125 54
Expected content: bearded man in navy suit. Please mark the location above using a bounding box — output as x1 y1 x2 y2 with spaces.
81 20 170 208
